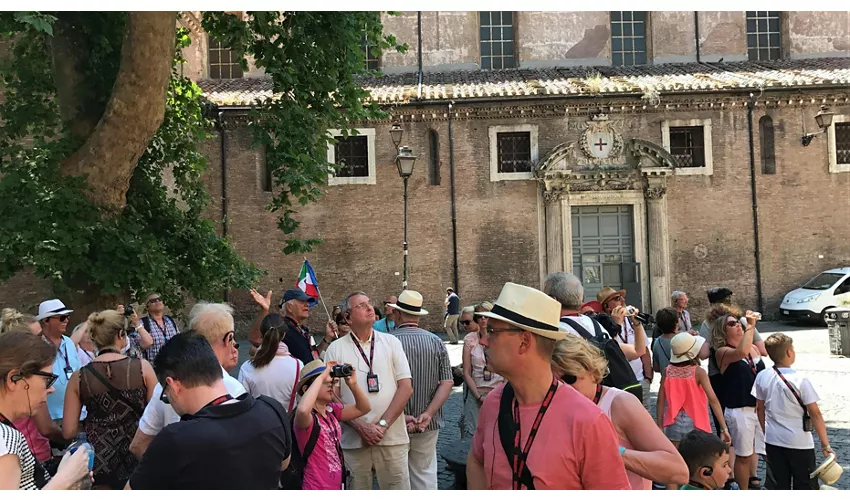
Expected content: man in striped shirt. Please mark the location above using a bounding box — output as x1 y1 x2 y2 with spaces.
389 290 453 490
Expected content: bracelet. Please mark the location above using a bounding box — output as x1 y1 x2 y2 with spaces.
619 446 626 456
720 428 728 433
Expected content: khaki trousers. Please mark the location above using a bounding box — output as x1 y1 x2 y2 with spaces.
444 314 460 343
345 443 411 490
408 430 439 490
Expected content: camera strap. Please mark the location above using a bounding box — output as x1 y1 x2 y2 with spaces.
773 367 808 414
353 333 375 375
288 360 300 412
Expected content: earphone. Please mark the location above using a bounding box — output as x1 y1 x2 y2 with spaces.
702 466 713 477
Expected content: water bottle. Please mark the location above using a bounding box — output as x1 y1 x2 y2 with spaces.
67 433 94 490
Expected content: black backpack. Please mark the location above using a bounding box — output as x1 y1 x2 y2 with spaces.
279 408 321 490
560 317 642 401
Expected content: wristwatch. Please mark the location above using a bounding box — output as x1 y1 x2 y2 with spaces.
378 419 388 428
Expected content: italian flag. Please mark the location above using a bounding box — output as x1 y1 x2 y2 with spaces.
296 260 320 305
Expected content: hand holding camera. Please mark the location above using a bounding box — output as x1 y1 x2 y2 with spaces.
744 310 761 328
330 363 354 380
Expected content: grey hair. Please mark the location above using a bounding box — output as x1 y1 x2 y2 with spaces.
461 306 474 315
341 291 368 315
188 302 235 344
672 291 688 300
543 272 584 310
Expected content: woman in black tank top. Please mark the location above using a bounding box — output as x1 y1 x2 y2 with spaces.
711 311 765 490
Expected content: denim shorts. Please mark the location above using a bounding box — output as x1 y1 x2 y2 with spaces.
664 410 696 441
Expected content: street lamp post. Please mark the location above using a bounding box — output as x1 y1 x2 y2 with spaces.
802 105 835 146
390 123 417 289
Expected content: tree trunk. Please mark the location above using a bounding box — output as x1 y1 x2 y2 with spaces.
61 12 176 210
50 13 101 142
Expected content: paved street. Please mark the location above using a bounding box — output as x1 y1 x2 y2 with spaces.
234 322 849 489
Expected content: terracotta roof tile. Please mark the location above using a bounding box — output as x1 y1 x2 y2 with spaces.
198 58 850 106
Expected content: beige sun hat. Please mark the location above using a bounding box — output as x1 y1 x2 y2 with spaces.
670 332 706 363
293 359 326 395
810 453 843 485
477 283 565 340
386 290 429 316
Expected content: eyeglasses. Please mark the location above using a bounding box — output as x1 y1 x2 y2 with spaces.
352 301 374 312
725 320 740 328
485 327 523 336
460 320 472 326
608 296 625 303
224 331 240 350
52 315 70 322
33 371 59 389
148 297 163 304
160 383 171 404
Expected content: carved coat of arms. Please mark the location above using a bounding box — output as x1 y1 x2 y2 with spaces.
579 114 624 166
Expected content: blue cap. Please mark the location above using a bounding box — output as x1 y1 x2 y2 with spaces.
280 288 312 308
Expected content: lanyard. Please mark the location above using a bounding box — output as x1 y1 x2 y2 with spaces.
353 334 376 375
510 377 559 490
593 384 603 405
98 348 121 356
745 354 757 375
617 319 631 344
203 394 233 409
0 412 14 429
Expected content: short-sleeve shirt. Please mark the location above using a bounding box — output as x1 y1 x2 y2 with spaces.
752 367 819 449
294 403 345 490
46 335 86 421
129 394 291 490
238 355 303 412
322 330 412 449
652 335 675 375
1 422 48 490
471 382 631 490
141 316 179 365
463 332 505 390
138 367 246 436
393 326 453 432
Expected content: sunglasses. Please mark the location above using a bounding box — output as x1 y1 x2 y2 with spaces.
160 383 171 404
147 297 163 304
460 320 473 326
12 371 59 389
725 320 740 328
51 315 70 322
224 331 240 350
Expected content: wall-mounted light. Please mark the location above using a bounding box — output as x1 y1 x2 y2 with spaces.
802 105 834 146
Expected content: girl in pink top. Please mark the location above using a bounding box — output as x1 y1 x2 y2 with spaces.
656 332 731 489
294 360 370 490
551 336 689 489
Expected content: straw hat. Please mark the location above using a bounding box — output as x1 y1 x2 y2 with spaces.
293 359 326 395
810 453 843 485
596 287 626 307
670 332 706 363
386 290 429 316
477 283 565 340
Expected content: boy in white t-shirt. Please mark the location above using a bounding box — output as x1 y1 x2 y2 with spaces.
753 333 833 490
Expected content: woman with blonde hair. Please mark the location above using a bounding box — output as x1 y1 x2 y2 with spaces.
551 336 689 489
62 310 156 489
459 301 502 439
710 310 765 490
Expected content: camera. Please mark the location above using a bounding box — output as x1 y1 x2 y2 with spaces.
123 305 134 317
330 364 353 379
625 306 638 316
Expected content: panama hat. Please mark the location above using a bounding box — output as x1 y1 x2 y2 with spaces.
36 299 73 321
597 287 626 306
477 283 565 340
387 290 429 316
294 359 327 395
670 332 705 363
811 453 843 485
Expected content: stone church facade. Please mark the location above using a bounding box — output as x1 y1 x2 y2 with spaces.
2 11 850 330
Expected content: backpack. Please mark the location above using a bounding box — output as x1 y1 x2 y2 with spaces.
560 317 642 401
278 408 321 490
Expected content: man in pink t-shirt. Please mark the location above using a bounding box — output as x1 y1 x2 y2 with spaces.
468 282 631 490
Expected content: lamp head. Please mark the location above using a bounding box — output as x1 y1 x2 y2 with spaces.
815 105 833 130
396 146 417 178
390 123 403 148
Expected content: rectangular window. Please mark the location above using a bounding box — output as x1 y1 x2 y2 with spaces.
497 132 531 173
428 129 441 186
610 12 647 66
480 11 515 70
361 34 380 71
208 39 243 79
669 126 706 168
333 136 369 178
837 123 850 165
746 11 781 61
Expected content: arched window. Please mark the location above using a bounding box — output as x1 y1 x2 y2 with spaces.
759 115 776 175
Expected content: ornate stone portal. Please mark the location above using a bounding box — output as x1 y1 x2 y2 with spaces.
534 114 677 311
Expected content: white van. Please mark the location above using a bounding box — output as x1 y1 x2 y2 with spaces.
780 267 850 324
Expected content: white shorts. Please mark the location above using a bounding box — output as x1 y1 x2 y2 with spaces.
725 407 766 457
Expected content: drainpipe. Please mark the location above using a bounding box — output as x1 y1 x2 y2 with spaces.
417 12 423 100
448 102 459 294
746 94 764 313
694 12 701 63
217 110 230 302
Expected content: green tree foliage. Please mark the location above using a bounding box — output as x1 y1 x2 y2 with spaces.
0 12 401 309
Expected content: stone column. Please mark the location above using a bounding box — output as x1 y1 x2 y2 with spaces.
544 191 564 275
644 183 671 312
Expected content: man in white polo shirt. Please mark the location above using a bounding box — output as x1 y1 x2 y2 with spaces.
323 291 414 490
129 302 246 459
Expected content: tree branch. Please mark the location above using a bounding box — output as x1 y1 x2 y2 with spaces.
61 12 176 210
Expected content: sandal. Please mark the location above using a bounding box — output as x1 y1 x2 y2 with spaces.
748 476 764 490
